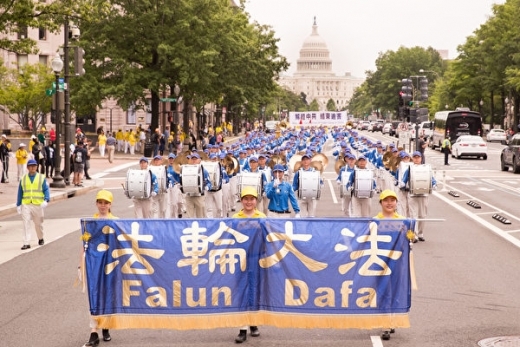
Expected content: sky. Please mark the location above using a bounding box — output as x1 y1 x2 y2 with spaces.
244 0 505 78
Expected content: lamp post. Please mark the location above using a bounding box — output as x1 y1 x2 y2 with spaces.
63 20 72 185
50 53 65 188
172 84 180 153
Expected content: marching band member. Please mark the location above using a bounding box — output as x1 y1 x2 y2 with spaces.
265 164 300 218
183 152 212 218
394 151 411 217
257 153 272 215
346 154 377 218
225 151 239 212
399 151 437 242
205 153 227 218
133 157 159 219
336 153 356 217
166 153 182 218
150 155 167 218
292 152 322 217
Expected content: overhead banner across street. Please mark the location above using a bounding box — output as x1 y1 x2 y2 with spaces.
81 218 413 330
288 111 347 126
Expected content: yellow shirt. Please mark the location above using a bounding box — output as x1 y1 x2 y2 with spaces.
233 209 266 218
116 131 124 141
98 134 107 146
16 148 28 165
374 212 405 219
93 212 118 219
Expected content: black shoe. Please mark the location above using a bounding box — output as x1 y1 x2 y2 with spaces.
390 328 396 333
83 332 100 347
21 244 31 250
102 329 111 342
381 331 391 340
250 326 260 337
445 163 450 166
412 238 418 243
86 177 92 180
235 330 247 343
178 214 182 218
38 239 44 246
418 237 425 242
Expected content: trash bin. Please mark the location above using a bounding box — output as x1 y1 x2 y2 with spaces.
144 142 153 157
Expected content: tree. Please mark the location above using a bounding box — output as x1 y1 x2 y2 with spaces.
326 98 336 111
308 99 320 111
0 63 54 131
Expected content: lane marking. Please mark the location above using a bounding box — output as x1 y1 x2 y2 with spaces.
327 179 338 204
371 335 384 347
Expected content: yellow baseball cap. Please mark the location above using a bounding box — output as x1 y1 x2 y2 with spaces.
379 189 398 201
241 186 258 199
96 189 113 203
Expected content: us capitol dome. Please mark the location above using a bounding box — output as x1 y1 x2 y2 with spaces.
278 17 364 111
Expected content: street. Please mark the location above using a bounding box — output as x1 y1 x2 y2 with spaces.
1 133 520 347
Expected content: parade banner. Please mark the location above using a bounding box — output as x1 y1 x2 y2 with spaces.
288 111 347 126
80 218 413 330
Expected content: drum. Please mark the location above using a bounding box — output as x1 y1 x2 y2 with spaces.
339 170 352 198
125 169 152 199
298 169 321 200
260 167 272 183
410 164 432 196
353 169 374 198
149 166 167 193
237 172 263 199
398 162 412 186
202 161 222 191
180 164 204 195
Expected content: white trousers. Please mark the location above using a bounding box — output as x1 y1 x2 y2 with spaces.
351 197 372 217
299 198 317 217
134 198 152 218
21 204 44 244
206 190 223 218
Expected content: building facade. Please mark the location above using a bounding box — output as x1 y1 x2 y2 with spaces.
278 19 364 111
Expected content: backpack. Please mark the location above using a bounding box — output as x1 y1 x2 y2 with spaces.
75 150 83 163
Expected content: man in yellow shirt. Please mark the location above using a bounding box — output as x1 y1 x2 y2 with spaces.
15 143 29 181
232 186 264 343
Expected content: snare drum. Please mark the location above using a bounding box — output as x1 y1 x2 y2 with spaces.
237 172 263 199
409 164 432 196
298 169 321 200
353 169 374 198
149 166 167 193
339 170 352 198
202 161 222 191
125 169 152 199
180 164 204 195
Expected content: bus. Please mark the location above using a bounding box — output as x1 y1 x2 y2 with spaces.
431 108 483 149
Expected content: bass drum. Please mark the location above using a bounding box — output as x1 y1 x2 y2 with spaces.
398 161 412 185
237 172 263 199
353 169 374 199
125 169 152 199
149 166 167 193
202 161 222 191
410 164 432 196
339 170 352 198
298 169 321 200
180 164 204 195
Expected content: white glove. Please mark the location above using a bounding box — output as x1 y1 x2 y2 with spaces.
17 206 22 214
41 201 48 209
336 181 341 186
273 179 279 187
205 186 210 191
432 184 438 191
398 182 405 189
295 213 301 218
151 191 157 197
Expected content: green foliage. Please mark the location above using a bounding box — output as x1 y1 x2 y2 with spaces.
326 98 336 111
308 99 319 111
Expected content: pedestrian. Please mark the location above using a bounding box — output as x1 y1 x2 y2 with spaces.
49 126 56 143
81 189 115 346
15 143 29 181
265 164 300 218
151 128 161 157
417 134 428 164
232 186 264 343
441 136 451 165
16 159 50 250
83 140 95 180
97 130 107 157
105 132 116 163
0 134 12 183
44 142 55 178
373 189 404 341
73 141 88 187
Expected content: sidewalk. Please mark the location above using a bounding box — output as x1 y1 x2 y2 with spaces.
0 135 242 217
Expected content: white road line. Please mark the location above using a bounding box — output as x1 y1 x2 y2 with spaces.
327 179 338 204
370 335 384 347
433 189 520 249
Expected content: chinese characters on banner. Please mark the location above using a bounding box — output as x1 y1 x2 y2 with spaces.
81 218 413 330
289 111 347 126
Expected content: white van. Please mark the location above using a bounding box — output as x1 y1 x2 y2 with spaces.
410 121 434 140
265 120 278 133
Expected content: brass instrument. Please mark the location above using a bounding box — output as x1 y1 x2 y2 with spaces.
311 153 329 169
221 155 239 176
294 161 323 173
382 151 393 170
172 150 191 173
289 154 302 172
268 154 287 169
388 155 400 172
335 159 346 175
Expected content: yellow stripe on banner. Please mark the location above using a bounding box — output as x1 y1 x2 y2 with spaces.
95 311 409 330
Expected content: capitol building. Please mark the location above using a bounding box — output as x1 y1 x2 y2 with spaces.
278 18 364 111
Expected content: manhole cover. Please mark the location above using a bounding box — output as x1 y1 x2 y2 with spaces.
478 336 520 346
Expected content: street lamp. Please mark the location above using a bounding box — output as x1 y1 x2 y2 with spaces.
172 84 180 145
419 69 439 78
50 53 65 188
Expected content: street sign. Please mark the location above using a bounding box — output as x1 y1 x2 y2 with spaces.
160 98 177 102
52 81 66 91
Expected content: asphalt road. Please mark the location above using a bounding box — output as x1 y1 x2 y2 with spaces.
1 132 520 347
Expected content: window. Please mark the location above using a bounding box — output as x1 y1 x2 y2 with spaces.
39 27 46 40
18 26 28 39
17 54 28 68
39 55 48 66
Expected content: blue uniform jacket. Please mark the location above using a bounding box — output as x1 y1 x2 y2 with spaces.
265 181 300 213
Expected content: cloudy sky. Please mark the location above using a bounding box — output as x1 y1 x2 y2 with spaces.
244 0 504 78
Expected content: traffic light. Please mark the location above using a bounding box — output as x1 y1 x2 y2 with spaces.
74 46 85 76
419 77 428 101
401 78 413 104
398 92 404 106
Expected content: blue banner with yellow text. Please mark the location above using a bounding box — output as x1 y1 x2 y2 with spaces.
80 218 413 330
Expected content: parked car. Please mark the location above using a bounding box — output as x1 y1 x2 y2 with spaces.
371 122 384 132
411 121 434 140
360 121 371 130
486 129 507 142
382 122 392 134
451 135 487 160
501 133 520 172
389 121 400 137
